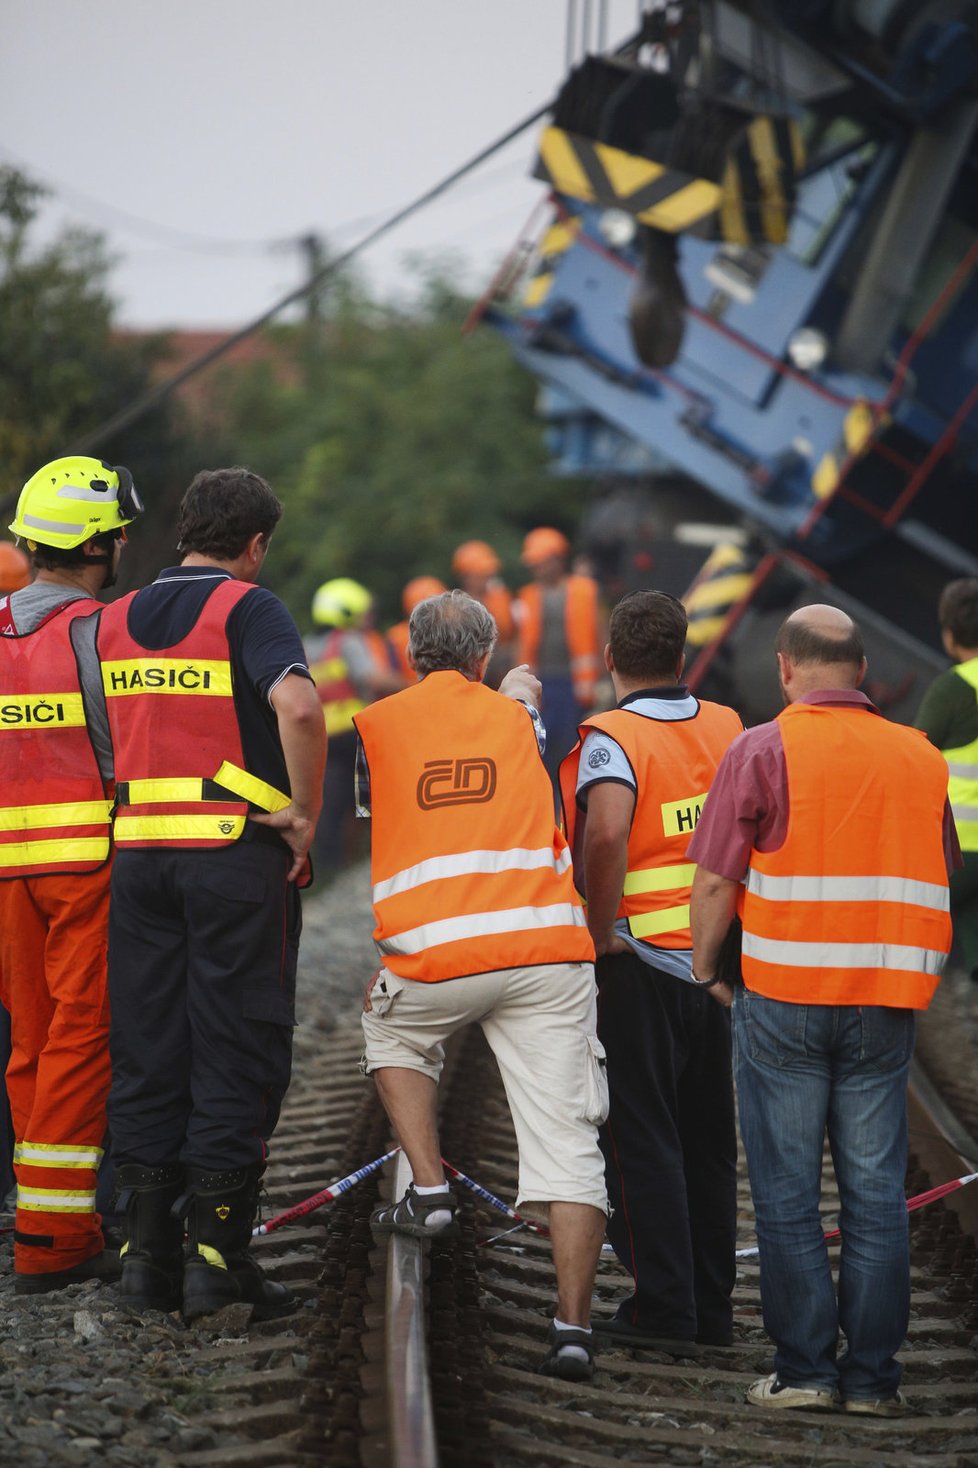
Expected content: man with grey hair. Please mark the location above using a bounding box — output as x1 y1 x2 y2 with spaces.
354 590 610 1381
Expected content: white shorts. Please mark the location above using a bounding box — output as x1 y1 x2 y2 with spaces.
361 960 609 1217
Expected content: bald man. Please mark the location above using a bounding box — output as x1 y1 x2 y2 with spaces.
689 605 959 1417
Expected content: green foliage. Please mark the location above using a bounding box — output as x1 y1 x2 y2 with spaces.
214 272 589 628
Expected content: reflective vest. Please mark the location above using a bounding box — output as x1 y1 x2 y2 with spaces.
0 597 111 878
387 621 416 682
99 579 290 848
517 576 600 706
354 670 594 981
943 659 978 852
309 628 364 735
483 583 514 643
741 702 951 1009
309 629 396 734
560 699 742 947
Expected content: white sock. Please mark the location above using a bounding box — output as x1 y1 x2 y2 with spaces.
411 1181 452 1229
553 1316 592 1362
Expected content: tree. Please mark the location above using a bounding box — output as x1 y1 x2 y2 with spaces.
213 268 590 629
0 166 197 594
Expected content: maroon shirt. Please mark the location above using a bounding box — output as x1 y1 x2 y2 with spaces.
687 689 961 881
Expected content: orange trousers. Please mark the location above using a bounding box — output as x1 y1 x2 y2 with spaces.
0 866 111 1274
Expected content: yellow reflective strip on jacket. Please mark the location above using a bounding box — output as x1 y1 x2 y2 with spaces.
0 838 109 867
123 778 205 803
323 697 365 736
629 904 691 939
114 814 247 842
101 659 233 698
308 656 347 683
15 1141 104 1168
213 760 290 813
17 1188 96 1213
659 793 709 838
0 800 112 832
623 862 697 897
0 693 87 729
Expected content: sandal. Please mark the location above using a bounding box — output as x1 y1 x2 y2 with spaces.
370 1182 459 1240
537 1323 596 1382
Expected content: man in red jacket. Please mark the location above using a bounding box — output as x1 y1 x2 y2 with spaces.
1 455 140 1293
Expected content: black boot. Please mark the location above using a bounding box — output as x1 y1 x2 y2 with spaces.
180 1163 297 1324
115 1163 185 1312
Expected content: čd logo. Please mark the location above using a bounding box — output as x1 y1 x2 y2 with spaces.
417 758 497 809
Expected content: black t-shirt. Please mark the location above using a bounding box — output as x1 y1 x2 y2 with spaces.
117 566 311 798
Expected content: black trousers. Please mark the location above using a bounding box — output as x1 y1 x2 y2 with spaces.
107 840 301 1172
596 949 737 1342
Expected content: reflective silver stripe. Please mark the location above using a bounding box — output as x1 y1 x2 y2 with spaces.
14 1142 103 1168
16 1188 97 1212
21 512 85 535
742 931 947 975
746 870 949 912
947 762 978 780
373 846 572 904
377 902 586 957
951 803 978 823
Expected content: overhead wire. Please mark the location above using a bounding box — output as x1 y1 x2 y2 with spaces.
3 17 644 477
0 146 289 255
56 104 553 457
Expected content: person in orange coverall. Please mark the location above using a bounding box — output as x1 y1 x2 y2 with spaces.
388 576 447 681
0 456 141 1293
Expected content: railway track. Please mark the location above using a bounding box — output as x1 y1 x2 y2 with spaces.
164 954 978 1468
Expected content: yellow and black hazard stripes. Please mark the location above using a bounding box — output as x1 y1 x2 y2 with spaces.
812 400 886 501
534 115 804 246
684 543 758 648
719 115 806 246
534 127 721 234
523 216 581 309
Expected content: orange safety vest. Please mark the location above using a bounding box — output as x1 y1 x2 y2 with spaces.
517 575 600 705
99 579 291 848
354 670 594 981
560 700 742 947
741 702 952 1009
0 597 112 878
482 582 514 643
387 621 416 682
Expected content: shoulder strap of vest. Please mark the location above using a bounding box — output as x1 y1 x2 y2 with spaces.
0 594 99 640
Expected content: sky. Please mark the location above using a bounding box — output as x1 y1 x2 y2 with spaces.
1 0 645 330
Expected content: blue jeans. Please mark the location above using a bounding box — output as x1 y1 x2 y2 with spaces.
732 987 915 1400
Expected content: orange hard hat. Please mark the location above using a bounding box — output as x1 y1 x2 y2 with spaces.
402 575 447 615
521 527 570 566
452 539 501 576
0 540 30 592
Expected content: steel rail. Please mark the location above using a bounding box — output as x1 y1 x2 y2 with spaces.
386 1149 439 1468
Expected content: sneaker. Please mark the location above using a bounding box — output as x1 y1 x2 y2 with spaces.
591 1315 701 1355
843 1392 907 1417
14 1249 122 1296
747 1374 837 1411
538 1323 595 1382
370 1182 459 1240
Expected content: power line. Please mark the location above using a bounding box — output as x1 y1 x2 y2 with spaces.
47 20 643 462
0 146 289 255
63 102 555 456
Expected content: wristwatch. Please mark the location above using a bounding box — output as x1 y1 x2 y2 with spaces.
691 970 723 988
